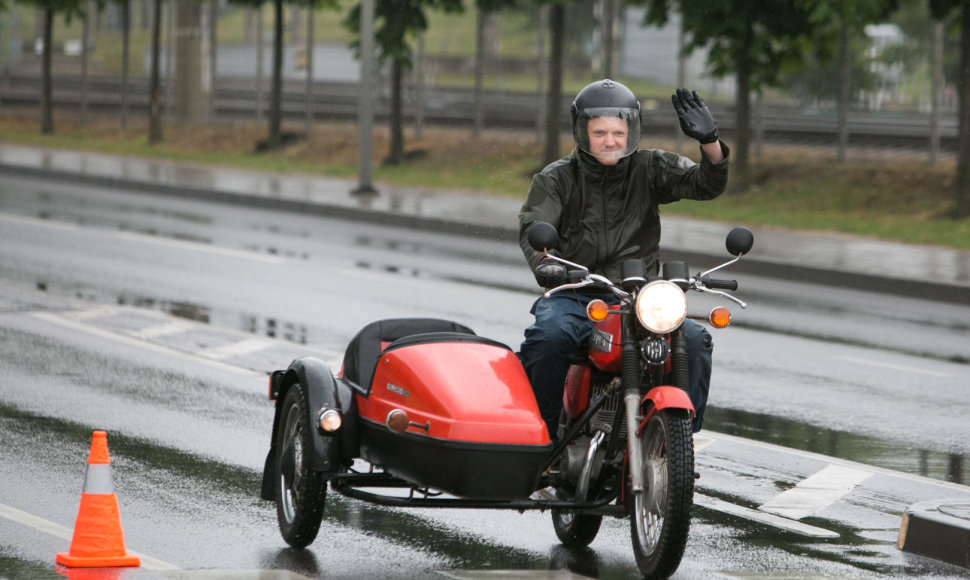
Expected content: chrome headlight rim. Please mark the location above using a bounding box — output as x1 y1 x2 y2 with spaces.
634 280 687 334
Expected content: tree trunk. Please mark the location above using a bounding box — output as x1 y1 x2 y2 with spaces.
836 21 850 164
732 21 752 190
121 0 130 130
40 8 53 134
305 3 314 132
955 7 970 218
148 0 163 144
175 0 205 124
930 19 943 165
388 58 405 165
81 0 90 127
473 6 486 137
267 0 284 149
542 3 564 167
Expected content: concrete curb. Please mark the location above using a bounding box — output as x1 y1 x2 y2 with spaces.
898 499 970 568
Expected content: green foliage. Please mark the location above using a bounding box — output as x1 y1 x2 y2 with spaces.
344 0 464 66
18 0 98 23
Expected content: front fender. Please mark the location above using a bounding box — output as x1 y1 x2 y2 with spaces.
640 386 694 427
261 357 357 501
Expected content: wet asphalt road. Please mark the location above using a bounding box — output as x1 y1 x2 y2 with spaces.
1 174 970 579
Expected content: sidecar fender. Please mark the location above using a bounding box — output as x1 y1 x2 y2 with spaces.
260 357 358 501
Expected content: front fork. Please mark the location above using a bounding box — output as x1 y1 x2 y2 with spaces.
622 316 688 496
622 311 645 495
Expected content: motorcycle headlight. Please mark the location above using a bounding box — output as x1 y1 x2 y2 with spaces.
635 280 687 334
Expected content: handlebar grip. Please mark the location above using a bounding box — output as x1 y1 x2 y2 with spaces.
701 276 738 291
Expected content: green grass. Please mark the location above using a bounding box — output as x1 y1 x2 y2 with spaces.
1 115 967 251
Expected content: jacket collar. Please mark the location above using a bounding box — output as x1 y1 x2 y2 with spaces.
574 148 632 178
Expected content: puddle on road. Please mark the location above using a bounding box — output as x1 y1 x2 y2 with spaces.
706 406 969 485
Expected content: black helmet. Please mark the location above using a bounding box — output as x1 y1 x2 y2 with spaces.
571 79 641 160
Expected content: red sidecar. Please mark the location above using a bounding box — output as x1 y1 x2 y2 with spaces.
261 318 553 547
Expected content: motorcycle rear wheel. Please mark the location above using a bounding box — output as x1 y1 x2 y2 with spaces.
629 409 694 579
552 508 603 548
275 383 327 548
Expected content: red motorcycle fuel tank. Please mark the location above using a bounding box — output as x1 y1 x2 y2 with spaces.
355 334 551 500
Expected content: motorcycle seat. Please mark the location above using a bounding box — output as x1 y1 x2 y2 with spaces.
342 318 476 393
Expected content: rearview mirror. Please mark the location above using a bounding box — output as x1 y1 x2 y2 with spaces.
726 227 754 257
527 221 559 252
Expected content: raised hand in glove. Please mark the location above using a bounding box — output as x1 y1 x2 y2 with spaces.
671 88 718 144
534 259 567 289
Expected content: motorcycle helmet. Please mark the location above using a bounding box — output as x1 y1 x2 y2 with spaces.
571 79 641 160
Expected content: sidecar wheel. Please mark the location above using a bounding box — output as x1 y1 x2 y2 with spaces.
629 410 694 580
275 383 327 548
552 508 603 548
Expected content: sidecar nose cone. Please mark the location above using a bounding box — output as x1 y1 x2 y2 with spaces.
386 409 410 433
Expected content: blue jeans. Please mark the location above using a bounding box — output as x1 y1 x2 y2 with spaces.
519 291 713 435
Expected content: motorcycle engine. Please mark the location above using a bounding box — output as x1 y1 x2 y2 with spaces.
590 377 624 438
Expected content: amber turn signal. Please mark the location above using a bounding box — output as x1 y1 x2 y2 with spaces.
708 307 732 329
587 299 609 322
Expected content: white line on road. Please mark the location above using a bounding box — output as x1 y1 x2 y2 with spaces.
837 355 953 378
694 493 840 538
130 319 199 339
759 464 873 520
0 211 284 264
29 311 262 377
115 231 286 264
198 337 274 360
0 502 180 570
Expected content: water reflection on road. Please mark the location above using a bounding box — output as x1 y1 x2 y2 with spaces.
707 407 968 485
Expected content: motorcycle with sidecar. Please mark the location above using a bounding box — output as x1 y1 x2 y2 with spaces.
260 222 754 579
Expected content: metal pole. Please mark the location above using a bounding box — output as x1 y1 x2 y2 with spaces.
354 0 377 195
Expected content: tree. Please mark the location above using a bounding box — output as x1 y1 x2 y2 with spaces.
473 0 517 137
798 0 898 163
345 0 463 165
642 0 816 189
930 0 970 218
540 0 565 167
148 0 162 143
20 0 94 133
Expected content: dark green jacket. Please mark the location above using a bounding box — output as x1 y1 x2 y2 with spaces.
519 143 730 283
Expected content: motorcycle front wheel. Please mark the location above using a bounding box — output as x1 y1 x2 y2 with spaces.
275 383 327 548
629 409 694 579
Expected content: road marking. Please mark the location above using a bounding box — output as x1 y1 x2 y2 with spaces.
759 464 873 520
66 304 126 321
0 211 284 264
115 230 286 264
694 493 839 538
198 337 273 360
0 211 79 231
0 502 180 570
29 311 262 377
837 355 952 378
694 434 716 452
131 319 198 339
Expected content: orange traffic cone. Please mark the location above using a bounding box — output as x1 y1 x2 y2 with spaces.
56 431 141 568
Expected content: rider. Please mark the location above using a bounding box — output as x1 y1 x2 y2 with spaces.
518 79 730 437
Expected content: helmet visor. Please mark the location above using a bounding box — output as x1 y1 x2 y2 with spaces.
574 107 641 162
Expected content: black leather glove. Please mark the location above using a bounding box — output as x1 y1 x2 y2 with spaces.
671 88 719 144
534 259 567 289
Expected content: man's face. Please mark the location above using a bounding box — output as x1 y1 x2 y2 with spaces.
586 116 628 166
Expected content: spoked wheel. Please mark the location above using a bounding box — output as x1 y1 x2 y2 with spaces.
629 409 694 579
275 383 327 548
552 508 603 548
